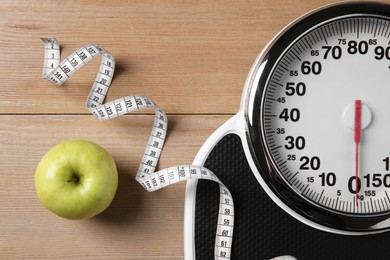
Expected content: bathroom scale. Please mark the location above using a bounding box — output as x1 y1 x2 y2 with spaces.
184 2 390 259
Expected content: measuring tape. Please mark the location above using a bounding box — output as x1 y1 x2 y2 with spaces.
41 37 295 260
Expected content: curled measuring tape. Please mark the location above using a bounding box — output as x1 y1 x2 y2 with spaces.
41 37 234 259
41 38 296 260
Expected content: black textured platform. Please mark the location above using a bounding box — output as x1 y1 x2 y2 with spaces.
194 134 390 259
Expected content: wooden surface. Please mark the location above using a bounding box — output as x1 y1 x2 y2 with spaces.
2 0 388 259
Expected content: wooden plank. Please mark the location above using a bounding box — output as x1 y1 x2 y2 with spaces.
0 0 351 115
0 114 229 259
4 1 390 258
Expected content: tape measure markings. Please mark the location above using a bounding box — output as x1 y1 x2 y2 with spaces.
41 38 234 260
41 37 297 260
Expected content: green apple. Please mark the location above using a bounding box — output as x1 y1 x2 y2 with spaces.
35 140 118 220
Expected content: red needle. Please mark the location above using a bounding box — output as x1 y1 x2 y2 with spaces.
354 100 362 207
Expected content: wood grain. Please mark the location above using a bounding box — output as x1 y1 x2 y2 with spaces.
1 0 348 115
0 114 228 259
3 0 390 259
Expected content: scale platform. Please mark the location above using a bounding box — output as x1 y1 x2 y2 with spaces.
183 2 390 258
184 129 390 259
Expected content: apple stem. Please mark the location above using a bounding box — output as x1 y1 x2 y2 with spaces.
66 176 80 184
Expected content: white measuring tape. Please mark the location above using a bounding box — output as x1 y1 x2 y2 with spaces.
41 38 296 260
41 37 234 259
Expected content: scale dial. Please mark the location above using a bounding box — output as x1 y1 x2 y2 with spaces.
246 2 390 233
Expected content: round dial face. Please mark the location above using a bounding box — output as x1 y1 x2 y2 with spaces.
261 14 390 216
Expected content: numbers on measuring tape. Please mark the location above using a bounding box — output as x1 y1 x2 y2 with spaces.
41 37 298 260
41 38 234 260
